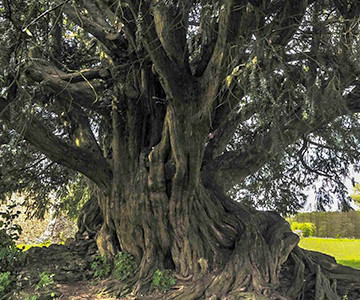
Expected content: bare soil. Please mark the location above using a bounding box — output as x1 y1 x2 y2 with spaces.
56 281 118 300
15 280 121 300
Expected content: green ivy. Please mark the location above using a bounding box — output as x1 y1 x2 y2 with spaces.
0 201 23 271
23 296 37 300
35 271 55 291
152 269 176 292
0 271 13 294
91 255 111 279
113 252 137 281
0 201 23 297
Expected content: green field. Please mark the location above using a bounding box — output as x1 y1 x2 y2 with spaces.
299 237 360 269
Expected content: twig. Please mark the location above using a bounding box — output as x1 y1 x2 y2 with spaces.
22 0 72 32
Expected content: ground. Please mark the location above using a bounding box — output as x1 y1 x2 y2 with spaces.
16 281 118 300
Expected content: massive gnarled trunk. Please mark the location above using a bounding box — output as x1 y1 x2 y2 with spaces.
2 0 360 299
74 90 360 299
83 145 360 299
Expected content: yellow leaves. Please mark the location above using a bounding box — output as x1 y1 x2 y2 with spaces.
302 110 308 120
25 29 33 36
350 183 360 207
225 56 258 87
75 138 80 147
226 75 232 87
232 65 241 76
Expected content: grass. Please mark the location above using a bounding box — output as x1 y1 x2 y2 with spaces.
299 237 360 269
17 240 66 251
16 240 52 251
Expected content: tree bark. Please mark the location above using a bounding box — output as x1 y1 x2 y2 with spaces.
3 1 360 299
81 96 360 299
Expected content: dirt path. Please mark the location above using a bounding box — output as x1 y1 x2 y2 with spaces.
56 281 116 300
15 280 122 300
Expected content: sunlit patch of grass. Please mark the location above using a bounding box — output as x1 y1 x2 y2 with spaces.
17 240 52 251
299 237 360 270
337 260 360 269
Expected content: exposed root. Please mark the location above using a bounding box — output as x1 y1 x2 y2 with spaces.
76 194 103 239
76 177 360 300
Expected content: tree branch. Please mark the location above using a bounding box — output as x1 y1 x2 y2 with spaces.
22 0 71 32
25 60 111 116
266 0 308 46
55 0 126 56
201 0 249 108
0 97 112 191
202 113 315 192
151 0 191 69
202 83 360 192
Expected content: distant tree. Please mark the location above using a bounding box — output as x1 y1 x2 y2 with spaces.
351 183 360 207
2 0 360 298
293 211 360 238
291 222 316 237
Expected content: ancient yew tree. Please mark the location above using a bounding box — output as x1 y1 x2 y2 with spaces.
2 0 360 299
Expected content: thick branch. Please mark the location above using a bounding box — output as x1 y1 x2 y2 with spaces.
0 97 112 191
55 0 126 56
151 0 190 69
25 60 110 116
202 84 360 191
201 0 249 108
58 68 105 83
124 1 195 102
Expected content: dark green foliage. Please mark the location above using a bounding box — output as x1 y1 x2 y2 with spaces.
152 270 176 292
0 201 23 296
35 271 55 291
231 117 360 215
0 131 81 219
0 201 23 272
0 271 14 295
91 255 111 279
113 252 137 281
58 175 89 220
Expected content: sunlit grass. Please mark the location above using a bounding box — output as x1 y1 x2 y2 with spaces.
299 237 360 269
16 240 64 251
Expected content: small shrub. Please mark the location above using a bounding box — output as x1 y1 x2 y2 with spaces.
24 296 37 300
35 271 55 291
152 269 176 292
291 222 316 237
0 201 22 297
0 271 13 294
0 202 23 271
113 252 137 281
91 255 111 279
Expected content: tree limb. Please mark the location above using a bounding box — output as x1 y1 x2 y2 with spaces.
22 0 71 32
202 84 360 192
201 0 250 108
0 97 112 191
25 60 111 116
151 0 191 69
55 0 126 56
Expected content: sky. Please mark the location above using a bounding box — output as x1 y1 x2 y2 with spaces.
302 172 360 212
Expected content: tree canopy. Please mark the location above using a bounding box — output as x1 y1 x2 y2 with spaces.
2 0 360 214
2 0 360 299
